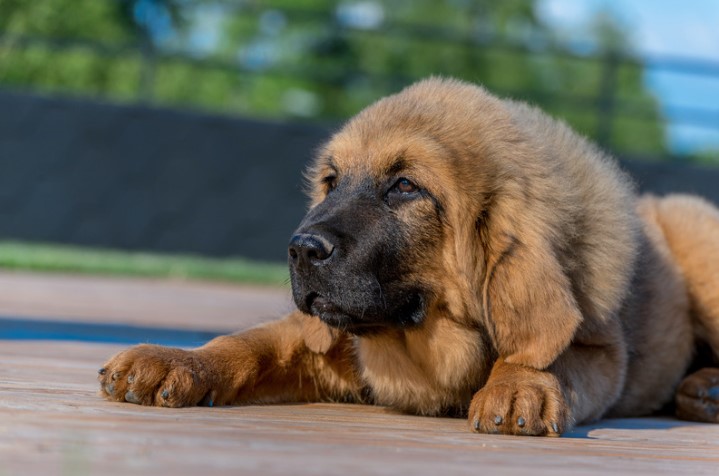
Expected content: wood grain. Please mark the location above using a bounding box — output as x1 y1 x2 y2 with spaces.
0 271 292 331
0 271 717 475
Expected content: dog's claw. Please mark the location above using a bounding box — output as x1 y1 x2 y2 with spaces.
708 387 719 400
161 389 170 400
517 416 526 428
494 415 503 425
199 390 216 407
125 391 140 404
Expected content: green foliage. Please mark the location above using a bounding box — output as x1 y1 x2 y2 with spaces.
0 0 131 42
0 0 139 99
687 148 719 164
0 0 671 158
0 43 143 100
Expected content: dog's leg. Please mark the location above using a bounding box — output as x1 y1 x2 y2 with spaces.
98 312 364 407
468 338 627 436
648 195 719 423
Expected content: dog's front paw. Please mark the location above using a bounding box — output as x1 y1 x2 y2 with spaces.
468 361 569 436
676 367 719 423
98 344 217 407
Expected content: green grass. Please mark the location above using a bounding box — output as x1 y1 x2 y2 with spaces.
0 241 289 286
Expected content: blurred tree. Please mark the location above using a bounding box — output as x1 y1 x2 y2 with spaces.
0 0 668 157
0 0 131 41
0 0 137 99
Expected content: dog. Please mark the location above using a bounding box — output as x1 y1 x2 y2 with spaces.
99 78 719 436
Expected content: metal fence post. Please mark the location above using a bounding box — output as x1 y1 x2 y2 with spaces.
597 51 619 148
139 32 155 102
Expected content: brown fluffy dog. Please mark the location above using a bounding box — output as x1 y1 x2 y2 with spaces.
99 78 719 436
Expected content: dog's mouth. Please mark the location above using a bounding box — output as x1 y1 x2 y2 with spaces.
306 292 364 331
304 291 426 335
306 292 340 319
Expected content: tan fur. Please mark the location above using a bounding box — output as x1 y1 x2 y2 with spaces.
99 78 719 434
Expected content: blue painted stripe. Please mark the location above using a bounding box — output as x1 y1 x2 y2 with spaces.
0 316 224 347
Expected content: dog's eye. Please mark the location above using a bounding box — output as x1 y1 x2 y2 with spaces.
393 178 418 194
385 178 421 206
322 175 338 192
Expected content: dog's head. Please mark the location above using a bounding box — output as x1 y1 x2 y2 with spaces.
288 78 510 335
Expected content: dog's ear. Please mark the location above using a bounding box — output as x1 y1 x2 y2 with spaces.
480 202 582 370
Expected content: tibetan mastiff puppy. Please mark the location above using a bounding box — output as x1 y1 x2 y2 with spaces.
99 78 719 435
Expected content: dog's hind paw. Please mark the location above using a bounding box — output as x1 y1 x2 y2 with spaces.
676 367 719 423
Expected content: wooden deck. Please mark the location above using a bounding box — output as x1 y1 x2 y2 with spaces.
1 271 717 475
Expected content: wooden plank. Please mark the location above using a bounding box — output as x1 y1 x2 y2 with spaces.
1 342 717 476
0 272 718 475
0 271 291 331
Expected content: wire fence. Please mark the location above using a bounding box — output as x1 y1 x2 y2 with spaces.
1 2 718 162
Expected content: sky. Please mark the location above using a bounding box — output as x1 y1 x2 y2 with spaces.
537 0 719 154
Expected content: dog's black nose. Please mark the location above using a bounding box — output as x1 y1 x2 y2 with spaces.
288 233 335 265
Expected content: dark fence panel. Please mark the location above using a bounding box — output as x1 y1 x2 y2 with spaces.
0 90 331 262
621 160 719 201
0 90 717 262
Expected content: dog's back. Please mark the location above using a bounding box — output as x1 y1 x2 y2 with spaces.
610 194 719 420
